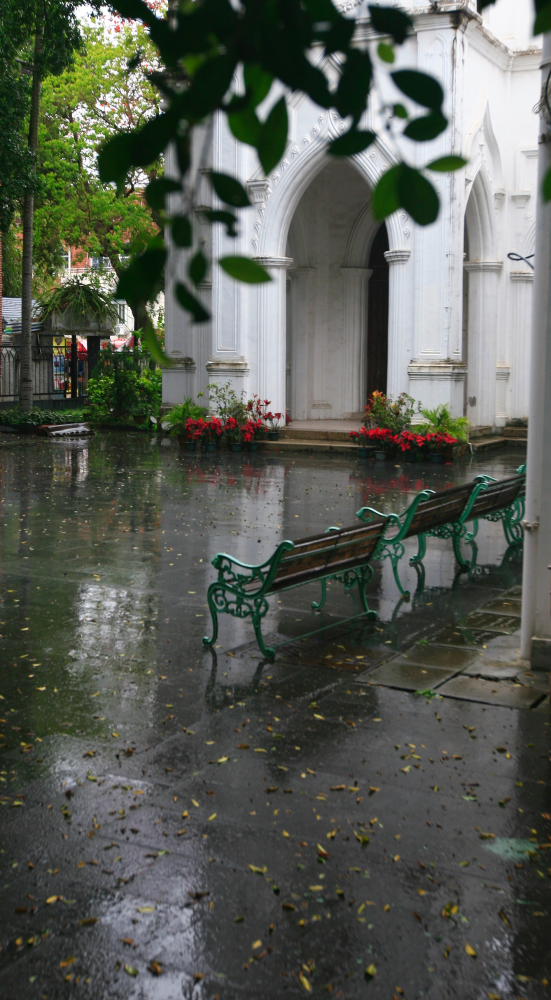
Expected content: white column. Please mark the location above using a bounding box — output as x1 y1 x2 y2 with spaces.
384 249 412 397
340 266 370 414
463 261 503 427
521 34 551 667
255 256 293 418
509 271 534 418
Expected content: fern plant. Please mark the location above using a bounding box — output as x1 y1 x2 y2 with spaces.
418 404 469 442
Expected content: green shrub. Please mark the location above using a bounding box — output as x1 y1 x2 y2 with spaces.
0 407 88 427
363 391 418 434
417 404 470 442
87 348 161 427
164 398 209 434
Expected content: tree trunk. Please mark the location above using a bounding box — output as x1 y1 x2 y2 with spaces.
19 22 44 411
0 231 4 379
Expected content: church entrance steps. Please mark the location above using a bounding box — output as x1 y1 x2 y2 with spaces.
264 421 517 456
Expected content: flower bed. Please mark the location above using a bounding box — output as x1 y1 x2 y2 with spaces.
350 426 460 460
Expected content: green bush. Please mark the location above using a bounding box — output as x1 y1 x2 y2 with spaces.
163 398 209 434
363 391 418 434
0 407 88 427
87 349 161 427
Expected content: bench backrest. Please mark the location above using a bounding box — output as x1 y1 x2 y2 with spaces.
270 518 388 591
358 472 525 543
465 474 524 520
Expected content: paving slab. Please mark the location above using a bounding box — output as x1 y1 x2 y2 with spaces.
436 674 544 709
361 660 459 691
397 643 480 669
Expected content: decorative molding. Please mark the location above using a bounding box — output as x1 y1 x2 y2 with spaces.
247 179 270 204
510 192 531 207
463 260 503 272
510 270 534 282
206 359 249 375
163 355 196 373
384 249 411 265
254 256 294 269
496 364 511 380
334 0 361 11
408 362 467 382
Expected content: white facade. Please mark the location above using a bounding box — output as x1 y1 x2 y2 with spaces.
164 0 541 429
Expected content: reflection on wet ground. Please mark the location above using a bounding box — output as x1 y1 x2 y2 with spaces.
0 434 549 999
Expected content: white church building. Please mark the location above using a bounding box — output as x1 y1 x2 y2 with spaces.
163 0 541 431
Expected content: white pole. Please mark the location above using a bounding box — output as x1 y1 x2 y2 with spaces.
520 32 551 665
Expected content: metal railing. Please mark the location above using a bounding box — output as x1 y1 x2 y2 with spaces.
0 342 88 404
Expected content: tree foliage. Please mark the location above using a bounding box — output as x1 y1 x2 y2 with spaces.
98 0 549 336
34 21 162 296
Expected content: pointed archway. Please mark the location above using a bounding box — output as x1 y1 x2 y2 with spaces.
285 159 388 420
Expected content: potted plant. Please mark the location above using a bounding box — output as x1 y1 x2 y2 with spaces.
223 416 244 450
164 397 209 439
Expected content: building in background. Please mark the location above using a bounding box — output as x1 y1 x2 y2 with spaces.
164 0 540 429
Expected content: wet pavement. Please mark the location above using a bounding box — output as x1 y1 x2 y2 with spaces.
0 434 549 999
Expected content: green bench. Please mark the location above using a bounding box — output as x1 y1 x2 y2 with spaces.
356 466 526 596
202 516 389 659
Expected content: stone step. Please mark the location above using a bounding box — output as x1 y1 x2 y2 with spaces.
502 426 528 440
282 427 358 442
470 436 510 452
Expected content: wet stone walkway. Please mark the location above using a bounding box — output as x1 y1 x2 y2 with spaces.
0 434 549 1000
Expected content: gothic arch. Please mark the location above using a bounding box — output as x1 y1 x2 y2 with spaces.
249 116 409 259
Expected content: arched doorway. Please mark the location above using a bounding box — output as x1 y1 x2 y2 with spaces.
285 159 387 420
366 224 389 400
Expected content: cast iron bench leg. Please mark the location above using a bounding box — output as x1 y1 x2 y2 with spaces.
312 578 328 611
202 584 221 647
252 598 276 660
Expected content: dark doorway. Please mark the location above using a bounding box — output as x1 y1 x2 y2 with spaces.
366 224 389 400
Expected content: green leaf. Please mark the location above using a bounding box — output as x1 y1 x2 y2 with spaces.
188 250 208 286
175 282 210 323
329 130 376 157
200 209 238 237
403 111 448 142
398 165 440 226
377 41 395 63
391 69 444 110
372 165 402 220
244 65 273 107
171 216 193 248
141 322 173 367
98 132 136 184
394 103 409 120
110 0 158 26
219 256 272 283
368 5 413 43
543 166 551 202
210 172 251 207
117 246 167 305
146 178 182 211
228 108 261 147
186 53 236 118
335 49 373 121
258 97 288 175
131 113 175 167
426 155 467 172
534 0 551 33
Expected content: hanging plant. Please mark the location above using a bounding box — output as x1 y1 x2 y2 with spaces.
37 278 118 329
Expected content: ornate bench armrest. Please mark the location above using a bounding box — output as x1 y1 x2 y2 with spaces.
211 541 295 595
